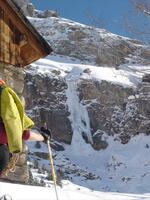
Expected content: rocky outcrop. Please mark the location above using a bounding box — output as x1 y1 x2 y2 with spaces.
13 0 150 67
14 1 149 67
13 0 35 16
78 78 150 149
13 0 58 18
29 17 150 67
34 10 59 18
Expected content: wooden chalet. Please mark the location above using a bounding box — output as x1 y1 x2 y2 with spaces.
0 0 52 67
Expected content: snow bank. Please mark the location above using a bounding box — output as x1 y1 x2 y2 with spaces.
1 181 150 200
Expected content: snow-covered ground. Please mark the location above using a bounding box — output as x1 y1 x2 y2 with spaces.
28 132 150 194
1 181 150 200
0 181 101 200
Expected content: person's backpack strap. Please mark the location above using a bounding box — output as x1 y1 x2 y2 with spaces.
0 80 6 97
0 85 3 95
0 83 6 94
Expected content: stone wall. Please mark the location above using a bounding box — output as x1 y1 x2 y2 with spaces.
0 63 29 184
0 63 25 95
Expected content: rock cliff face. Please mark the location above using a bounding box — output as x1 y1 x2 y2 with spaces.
13 0 34 16
24 73 72 144
24 69 150 151
79 79 150 149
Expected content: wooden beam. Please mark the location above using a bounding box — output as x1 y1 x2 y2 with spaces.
7 0 52 54
20 43 41 65
0 8 4 63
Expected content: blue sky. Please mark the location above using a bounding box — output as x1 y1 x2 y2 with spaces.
31 0 149 43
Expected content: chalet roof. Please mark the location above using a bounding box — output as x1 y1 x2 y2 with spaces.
6 0 52 58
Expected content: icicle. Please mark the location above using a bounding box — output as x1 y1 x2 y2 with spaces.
65 67 93 152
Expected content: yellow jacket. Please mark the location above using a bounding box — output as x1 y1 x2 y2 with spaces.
0 83 34 153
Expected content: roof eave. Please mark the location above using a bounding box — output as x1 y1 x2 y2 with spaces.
6 0 53 56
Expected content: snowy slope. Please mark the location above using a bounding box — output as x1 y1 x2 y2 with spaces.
0 181 101 200
1 181 150 200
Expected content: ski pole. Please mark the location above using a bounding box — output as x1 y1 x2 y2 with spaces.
47 139 59 200
39 111 59 200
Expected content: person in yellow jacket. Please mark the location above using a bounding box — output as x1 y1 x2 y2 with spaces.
0 80 51 176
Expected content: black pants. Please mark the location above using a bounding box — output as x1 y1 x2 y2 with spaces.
0 144 10 174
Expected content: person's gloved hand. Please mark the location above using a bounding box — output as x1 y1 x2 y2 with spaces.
40 127 52 143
